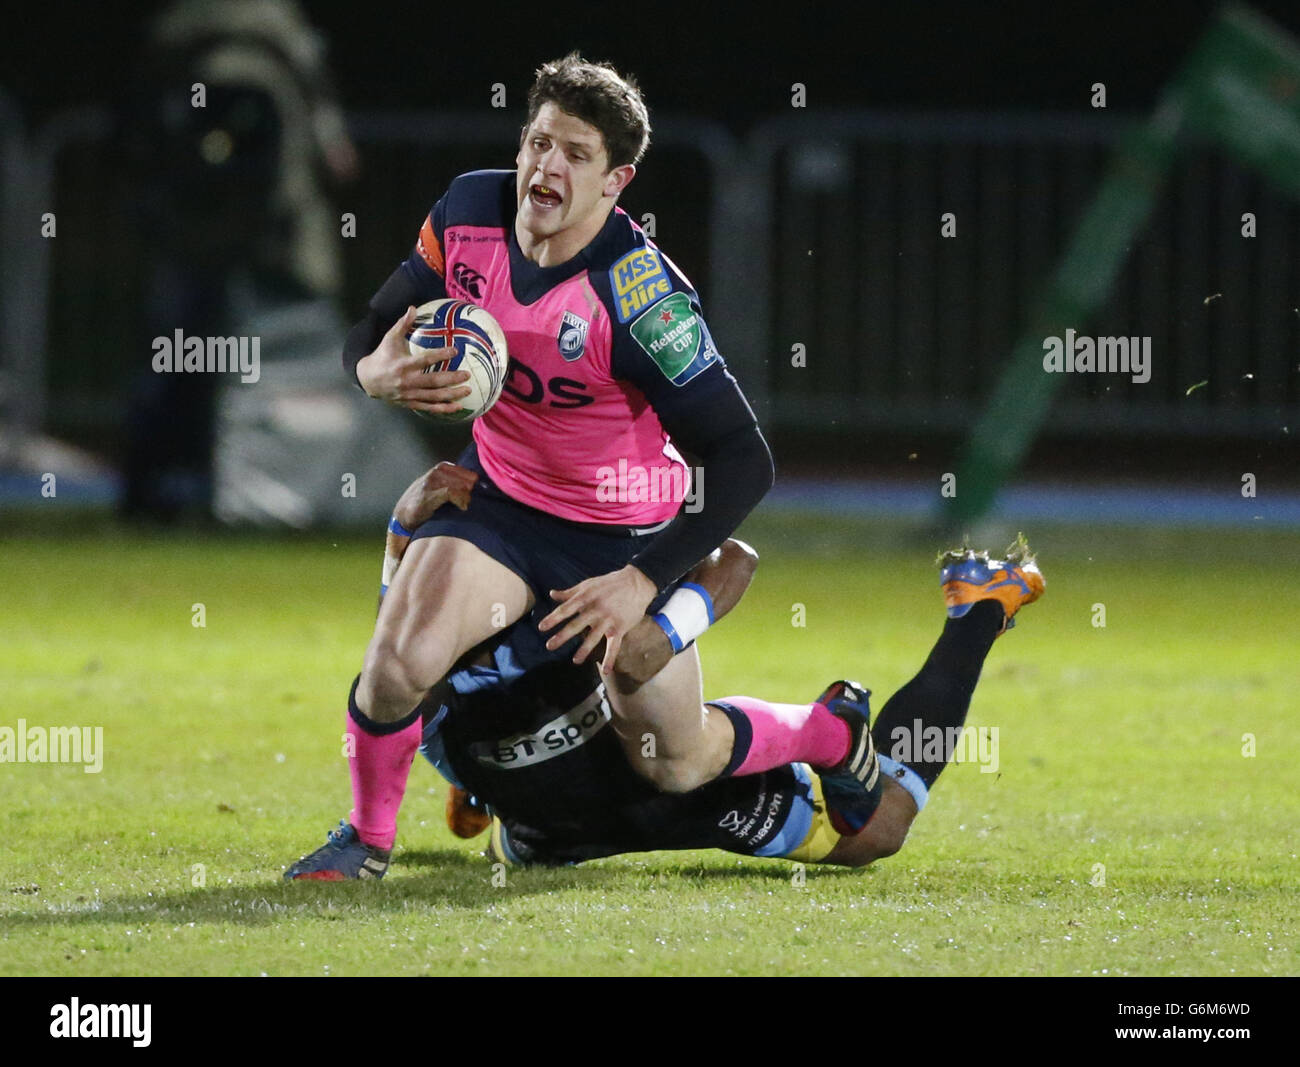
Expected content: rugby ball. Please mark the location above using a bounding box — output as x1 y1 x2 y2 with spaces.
406 299 509 421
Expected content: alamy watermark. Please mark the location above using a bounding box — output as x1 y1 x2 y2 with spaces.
595 459 703 514
0 719 103 773
50 999 150 1046
887 721 999 774
151 329 260 383
1042 330 1150 384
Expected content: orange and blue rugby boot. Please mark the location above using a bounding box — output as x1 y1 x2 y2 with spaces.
938 533 1044 635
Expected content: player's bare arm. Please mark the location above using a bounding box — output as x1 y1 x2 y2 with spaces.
609 540 759 688
821 778 917 868
376 463 476 610
390 461 478 530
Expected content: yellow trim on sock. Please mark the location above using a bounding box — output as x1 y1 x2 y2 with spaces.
785 769 843 864
489 816 510 865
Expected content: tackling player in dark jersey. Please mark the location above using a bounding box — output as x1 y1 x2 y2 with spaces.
286 464 1045 878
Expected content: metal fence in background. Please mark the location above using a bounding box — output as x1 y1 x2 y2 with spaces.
742 112 1300 436
3 104 1298 458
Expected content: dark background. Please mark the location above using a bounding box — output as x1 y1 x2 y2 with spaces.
10 2 1300 124
6 0 1300 500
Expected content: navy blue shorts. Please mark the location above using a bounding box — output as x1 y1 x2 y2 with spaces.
410 444 674 643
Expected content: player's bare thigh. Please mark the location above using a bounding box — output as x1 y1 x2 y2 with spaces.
607 645 732 792
358 535 534 721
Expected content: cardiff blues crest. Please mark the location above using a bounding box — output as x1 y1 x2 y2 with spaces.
557 310 589 362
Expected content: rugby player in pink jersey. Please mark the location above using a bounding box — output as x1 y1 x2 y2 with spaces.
287 55 898 879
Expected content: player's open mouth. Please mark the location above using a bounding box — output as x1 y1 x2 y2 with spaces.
530 184 562 208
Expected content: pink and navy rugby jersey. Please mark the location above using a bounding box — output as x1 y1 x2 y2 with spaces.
406 170 729 526
347 169 773 589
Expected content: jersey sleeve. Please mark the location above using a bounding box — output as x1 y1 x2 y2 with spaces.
605 247 763 448
412 199 448 281
601 246 774 589
341 197 449 387
606 247 734 416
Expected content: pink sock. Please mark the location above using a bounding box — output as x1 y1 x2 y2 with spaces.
346 711 421 851
720 696 851 776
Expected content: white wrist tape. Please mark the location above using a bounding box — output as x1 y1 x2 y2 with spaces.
380 550 401 596
380 516 414 595
651 582 716 653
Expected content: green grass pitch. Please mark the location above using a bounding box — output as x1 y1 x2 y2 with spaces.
1 514 1295 976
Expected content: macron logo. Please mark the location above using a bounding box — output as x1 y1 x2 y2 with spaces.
50 999 151 1047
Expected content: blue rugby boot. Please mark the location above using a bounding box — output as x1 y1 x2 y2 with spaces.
284 819 390 881
814 680 883 835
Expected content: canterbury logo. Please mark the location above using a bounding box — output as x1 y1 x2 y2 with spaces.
452 263 485 299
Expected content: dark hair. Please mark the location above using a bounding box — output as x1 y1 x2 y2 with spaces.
524 52 650 169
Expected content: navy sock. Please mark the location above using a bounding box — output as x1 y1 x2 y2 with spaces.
711 700 754 779
348 674 422 737
870 599 1003 787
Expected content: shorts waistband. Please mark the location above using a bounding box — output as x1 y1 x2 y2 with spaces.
477 473 675 539
554 513 675 538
